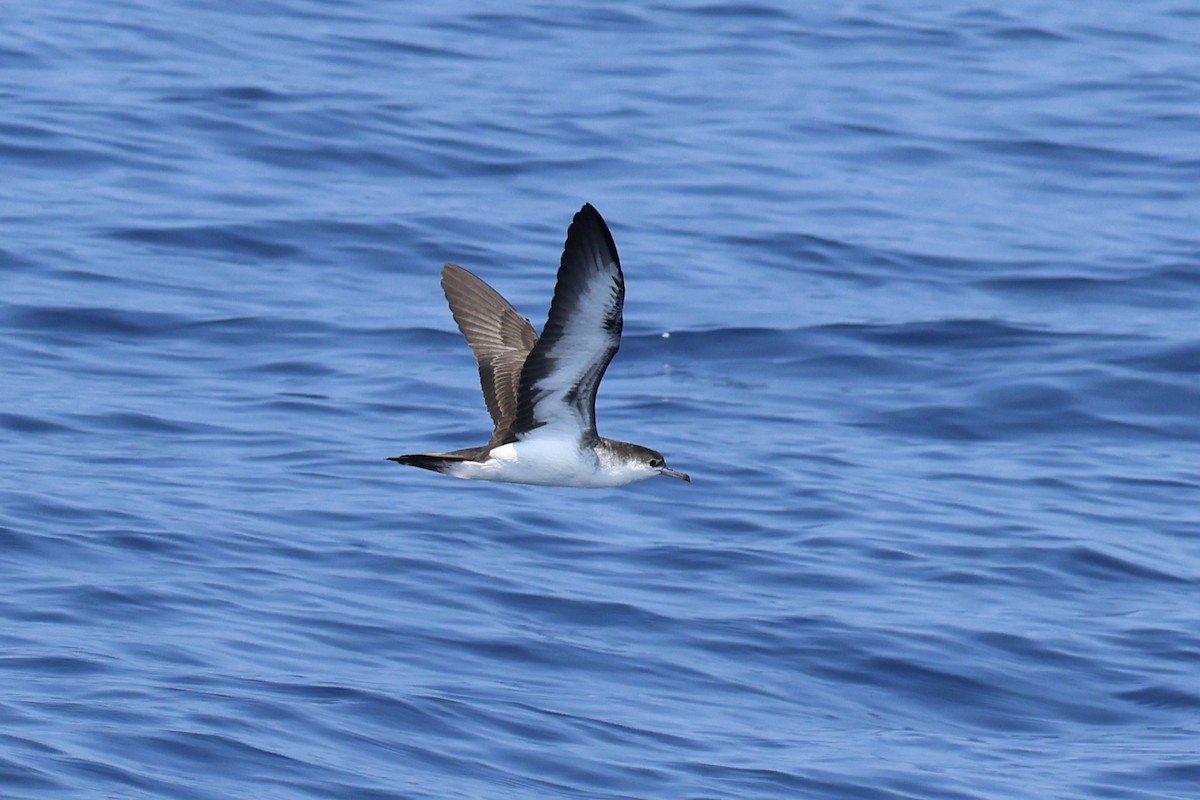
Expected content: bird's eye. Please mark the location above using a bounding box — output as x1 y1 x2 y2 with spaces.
649 458 663 468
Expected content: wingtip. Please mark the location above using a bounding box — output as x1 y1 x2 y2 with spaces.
566 203 619 268
440 262 490 299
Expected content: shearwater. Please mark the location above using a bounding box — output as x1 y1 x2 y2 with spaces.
389 203 690 488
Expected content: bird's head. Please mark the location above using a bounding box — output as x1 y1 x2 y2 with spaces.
608 441 691 483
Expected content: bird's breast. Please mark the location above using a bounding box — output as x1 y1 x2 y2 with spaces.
447 437 638 487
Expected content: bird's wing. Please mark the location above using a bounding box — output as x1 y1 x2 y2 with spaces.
507 203 624 443
440 263 538 441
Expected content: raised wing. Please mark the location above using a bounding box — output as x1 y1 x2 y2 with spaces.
509 204 624 442
440 263 538 441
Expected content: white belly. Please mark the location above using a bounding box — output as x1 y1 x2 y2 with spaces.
445 437 641 488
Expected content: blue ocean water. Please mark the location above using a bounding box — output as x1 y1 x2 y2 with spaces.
2 1 1199 797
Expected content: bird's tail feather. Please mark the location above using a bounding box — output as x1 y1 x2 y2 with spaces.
387 451 476 473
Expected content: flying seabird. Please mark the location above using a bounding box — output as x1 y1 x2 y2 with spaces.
389 203 690 488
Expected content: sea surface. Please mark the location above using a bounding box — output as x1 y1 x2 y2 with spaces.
3 2 1199 798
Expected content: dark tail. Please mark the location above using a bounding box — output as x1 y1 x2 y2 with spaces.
387 451 477 474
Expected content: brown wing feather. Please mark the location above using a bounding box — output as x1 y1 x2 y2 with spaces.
440 264 538 442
